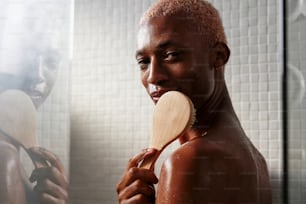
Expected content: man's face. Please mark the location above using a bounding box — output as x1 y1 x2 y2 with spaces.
0 49 60 108
0 2 61 109
136 15 216 110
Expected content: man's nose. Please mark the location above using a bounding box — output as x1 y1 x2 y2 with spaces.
147 57 168 85
29 56 46 84
36 56 46 80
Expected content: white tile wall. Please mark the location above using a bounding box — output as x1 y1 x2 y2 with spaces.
70 0 283 203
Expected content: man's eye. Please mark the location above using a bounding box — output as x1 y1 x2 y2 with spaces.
165 51 179 61
137 58 150 70
44 58 60 71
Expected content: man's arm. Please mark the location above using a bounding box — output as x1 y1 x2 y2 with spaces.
0 141 27 204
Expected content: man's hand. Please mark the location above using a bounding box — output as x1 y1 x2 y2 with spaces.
116 148 158 204
28 147 68 204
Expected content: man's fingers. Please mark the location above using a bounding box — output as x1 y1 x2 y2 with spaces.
34 179 68 201
119 179 155 199
29 147 65 174
126 148 158 170
38 192 65 204
30 167 68 189
117 167 158 193
120 193 154 204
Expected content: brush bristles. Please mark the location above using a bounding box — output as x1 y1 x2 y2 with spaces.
186 96 196 129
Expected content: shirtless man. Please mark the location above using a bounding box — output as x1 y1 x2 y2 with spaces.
117 0 272 203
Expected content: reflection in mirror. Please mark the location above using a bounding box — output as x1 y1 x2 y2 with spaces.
0 1 73 203
0 1 62 108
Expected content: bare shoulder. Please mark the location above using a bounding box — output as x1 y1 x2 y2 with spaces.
164 137 248 173
156 137 270 203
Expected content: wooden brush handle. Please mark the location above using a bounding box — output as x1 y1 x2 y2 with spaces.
139 157 154 170
0 127 47 170
139 151 160 171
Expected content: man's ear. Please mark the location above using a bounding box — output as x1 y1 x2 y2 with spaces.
211 42 230 68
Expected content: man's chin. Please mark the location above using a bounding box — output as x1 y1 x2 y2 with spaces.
30 95 48 109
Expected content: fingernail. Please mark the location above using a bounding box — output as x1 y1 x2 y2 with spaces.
144 148 152 153
146 148 157 154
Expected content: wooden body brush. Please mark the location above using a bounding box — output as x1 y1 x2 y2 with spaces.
0 89 38 147
140 91 195 170
0 89 41 168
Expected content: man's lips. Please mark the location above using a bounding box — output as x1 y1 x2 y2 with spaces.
26 85 48 100
150 89 173 103
27 90 44 99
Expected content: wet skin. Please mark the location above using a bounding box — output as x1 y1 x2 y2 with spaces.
117 15 272 204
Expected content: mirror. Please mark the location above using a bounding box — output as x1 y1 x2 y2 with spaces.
287 0 306 203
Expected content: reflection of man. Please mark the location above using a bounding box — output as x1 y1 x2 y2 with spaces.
0 2 68 204
0 48 60 108
117 0 272 203
0 50 68 203
0 2 61 109
0 62 68 203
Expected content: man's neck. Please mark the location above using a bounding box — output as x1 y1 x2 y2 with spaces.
179 86 239 143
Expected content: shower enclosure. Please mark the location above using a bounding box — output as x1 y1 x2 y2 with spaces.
287 0 306 203
1 0 305 203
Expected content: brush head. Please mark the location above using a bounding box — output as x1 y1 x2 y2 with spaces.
0 89 38 148
140 91 195 170
150 91 195 150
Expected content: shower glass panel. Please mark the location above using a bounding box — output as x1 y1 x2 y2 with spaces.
0 1 73 170
287 0 306 203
